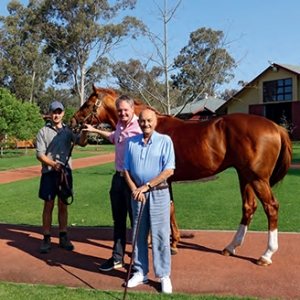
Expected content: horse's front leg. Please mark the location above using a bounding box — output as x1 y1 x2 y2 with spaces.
170 200 180 255
222 181 257 258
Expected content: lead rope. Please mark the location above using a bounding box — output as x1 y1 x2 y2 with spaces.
58 132 78 205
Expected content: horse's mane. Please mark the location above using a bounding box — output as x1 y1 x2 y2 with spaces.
96 87 121 98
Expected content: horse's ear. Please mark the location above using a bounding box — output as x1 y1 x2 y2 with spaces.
92 83 97 93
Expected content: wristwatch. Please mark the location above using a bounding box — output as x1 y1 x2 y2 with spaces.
146 182 152 190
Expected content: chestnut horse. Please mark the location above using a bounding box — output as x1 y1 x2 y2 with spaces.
69 85 292 266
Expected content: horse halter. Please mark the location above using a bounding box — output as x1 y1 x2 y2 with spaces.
72 93 104 133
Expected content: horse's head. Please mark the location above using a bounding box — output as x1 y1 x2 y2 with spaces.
68 85 120 132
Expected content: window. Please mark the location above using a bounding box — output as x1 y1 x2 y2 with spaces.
263 78 292 102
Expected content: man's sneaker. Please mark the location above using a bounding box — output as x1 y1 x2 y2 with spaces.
59 235 74 251
98 257 125 272
161 276 172 294
40 239 51 253
125 272 148 288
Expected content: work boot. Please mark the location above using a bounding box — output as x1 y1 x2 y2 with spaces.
59 235 74 251
40 236 51 253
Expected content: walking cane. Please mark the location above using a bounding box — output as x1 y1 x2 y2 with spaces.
123 201 145 300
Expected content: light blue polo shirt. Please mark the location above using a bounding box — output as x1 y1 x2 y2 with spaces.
123 131 175 186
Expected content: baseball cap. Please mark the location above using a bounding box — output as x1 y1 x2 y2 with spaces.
49 101 64 112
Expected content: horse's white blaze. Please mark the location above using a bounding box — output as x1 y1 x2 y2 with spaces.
260 229 278 263
226 224 248 254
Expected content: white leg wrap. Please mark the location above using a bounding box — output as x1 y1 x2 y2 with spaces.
226 224 248 254
260 229 278 263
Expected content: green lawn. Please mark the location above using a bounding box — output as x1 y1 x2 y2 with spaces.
291 140 300 162
0 282 264 300
1 164 298 232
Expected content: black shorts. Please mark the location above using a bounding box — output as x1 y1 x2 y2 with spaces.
38 169 73 201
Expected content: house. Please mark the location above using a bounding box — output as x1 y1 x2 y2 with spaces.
216 62 300 139
171 94 225 121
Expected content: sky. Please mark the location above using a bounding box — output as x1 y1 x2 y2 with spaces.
1 0 300 91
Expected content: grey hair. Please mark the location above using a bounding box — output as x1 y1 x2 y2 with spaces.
115 95 134 108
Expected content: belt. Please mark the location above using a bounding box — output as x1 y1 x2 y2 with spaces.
116 171 124 177
149 182 169 191
149 185 169 191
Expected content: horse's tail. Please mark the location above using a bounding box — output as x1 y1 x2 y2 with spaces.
270 126 292 187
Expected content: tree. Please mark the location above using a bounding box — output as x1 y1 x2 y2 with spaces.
0 88 44 154
142 0 183 114
111 58 169 111
35 0 145 106
220 80 249 100
18 101 45 152
171 27 237 104
220 88 238 101
0 0 52 104
63 106 76 126
36 85 80 115
111 0 183 114
111 2 237 115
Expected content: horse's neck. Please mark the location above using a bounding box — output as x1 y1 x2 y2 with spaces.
107 115 118 130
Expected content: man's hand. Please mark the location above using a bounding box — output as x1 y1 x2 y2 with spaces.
82 124 95 133
53 162 63 172
132 185 148 203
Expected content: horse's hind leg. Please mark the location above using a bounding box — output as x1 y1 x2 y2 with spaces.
168 183 180 255
222 177 279 266
148 199 180 255
253 180 279 266
222 178 258 257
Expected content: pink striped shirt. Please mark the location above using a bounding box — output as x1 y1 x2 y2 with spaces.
109 114 141 172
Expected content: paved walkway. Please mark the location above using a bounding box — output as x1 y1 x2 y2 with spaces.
0 155 300 299
1 225 300 299
0 153 115 184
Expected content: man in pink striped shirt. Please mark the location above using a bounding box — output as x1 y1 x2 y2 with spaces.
83 95 141 271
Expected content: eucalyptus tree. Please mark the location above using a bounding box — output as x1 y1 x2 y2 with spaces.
0 0 52 104
171 27 237 105
36 85 79 114
220 81 247 101
36 0 145 106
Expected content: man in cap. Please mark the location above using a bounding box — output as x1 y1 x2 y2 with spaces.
35 101 88 253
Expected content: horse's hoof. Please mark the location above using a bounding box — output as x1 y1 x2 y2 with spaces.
171 248 178 255
221 248 233 256
256 257 272 266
